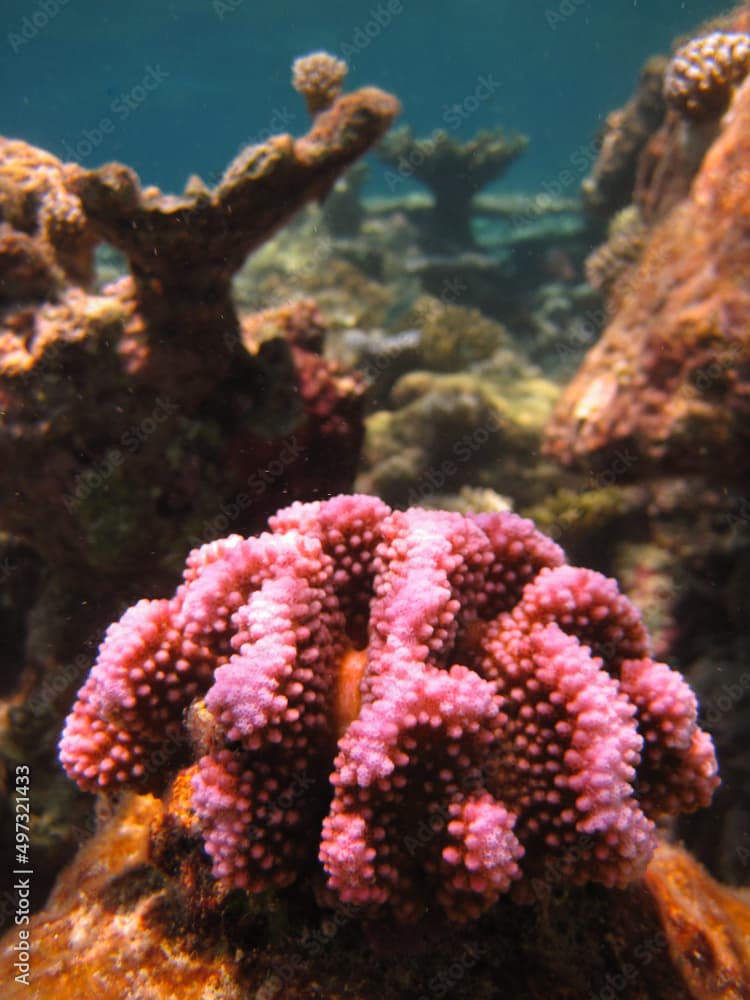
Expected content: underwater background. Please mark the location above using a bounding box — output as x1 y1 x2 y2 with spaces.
0 0 732 191
1 1 750 998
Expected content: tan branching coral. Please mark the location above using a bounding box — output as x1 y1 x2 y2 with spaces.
292 50 348 115
378 125 527 250
665 31 750 119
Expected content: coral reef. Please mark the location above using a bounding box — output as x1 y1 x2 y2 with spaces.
633 14 750 225
360 366 558 509
7 793 750 1000
321 162 368 238
235 218 399 328
0 74 397 574
0 63 398 919
378 125 527 250
644 842 750 998
0 67 398 570
248 186 590 343
583 15 750 228
584 205 648 314
681 637 750 887
633 109 716 225
3 13 750 992
545 70 750 479
581 55 668 220
523 473 750 892
292 50 349 115
0 795 250 1000
64 86 399 392
0 139 96 290
401 294 510 371
0 768 742 998
357 298 563 510
524 484 647 552
60 494 716 927
664 31 750 120
366 188 581 253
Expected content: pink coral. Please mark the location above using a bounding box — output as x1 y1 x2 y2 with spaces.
321 661 525 922
59 495 718 923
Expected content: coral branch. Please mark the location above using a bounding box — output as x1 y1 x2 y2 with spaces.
66 85 400 299
59 496 718 923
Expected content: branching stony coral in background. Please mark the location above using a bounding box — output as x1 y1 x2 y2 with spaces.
378 124 527 251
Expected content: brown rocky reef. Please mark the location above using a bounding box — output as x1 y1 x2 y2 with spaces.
581 55 668 221
545 66 750 480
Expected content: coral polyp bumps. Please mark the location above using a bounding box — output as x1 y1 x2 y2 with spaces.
59 495 718 924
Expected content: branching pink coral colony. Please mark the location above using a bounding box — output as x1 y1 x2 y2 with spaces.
59 494 718 923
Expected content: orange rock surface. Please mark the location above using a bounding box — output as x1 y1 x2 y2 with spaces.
0 796 246 1000
2 791 748 1000
545 74 750 479
646 842 750 999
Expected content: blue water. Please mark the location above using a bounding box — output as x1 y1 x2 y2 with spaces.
0 0 728 194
